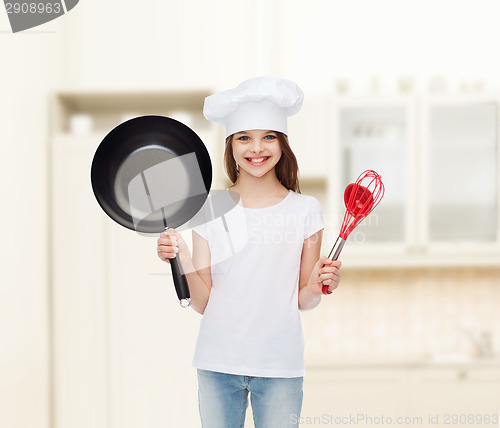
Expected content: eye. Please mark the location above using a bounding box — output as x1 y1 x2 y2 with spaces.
264 134 277 140
237 135 250 141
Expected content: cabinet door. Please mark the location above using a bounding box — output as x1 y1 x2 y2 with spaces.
423 98 499 246
302 368 408 423
409 367 500 428
337 100 415 246
51 134 108 428
52 134 202 428
106 223 201 428
288 94 330 178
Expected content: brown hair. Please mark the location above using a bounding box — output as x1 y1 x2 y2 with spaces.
223 131 301 193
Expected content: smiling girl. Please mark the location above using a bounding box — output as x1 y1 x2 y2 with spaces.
157 76 341 428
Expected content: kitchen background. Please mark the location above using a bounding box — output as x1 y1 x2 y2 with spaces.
1 1 500 427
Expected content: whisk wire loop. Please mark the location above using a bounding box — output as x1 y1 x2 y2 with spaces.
340 170 385 239
323 170 385 295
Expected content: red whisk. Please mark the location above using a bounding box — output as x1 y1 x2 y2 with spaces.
323 170 385 294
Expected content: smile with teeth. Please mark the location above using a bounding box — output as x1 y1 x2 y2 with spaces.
245 156 270 165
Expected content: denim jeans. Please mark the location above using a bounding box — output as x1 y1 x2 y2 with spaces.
197 369 303 428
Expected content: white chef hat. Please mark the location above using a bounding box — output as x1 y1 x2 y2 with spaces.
203 76 304 138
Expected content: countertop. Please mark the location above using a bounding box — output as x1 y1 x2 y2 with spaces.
305 355 500 368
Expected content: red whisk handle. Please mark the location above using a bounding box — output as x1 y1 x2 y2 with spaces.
322 237 346 295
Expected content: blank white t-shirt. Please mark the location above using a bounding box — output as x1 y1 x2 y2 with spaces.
191 189 324 378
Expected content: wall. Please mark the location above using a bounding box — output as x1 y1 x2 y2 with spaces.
0 18 64 428
303 267 500 362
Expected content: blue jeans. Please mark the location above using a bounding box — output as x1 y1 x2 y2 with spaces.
197 369 303 428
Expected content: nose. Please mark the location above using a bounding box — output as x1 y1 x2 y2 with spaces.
250 139 264 153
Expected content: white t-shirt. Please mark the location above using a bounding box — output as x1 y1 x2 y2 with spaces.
191 189 324 378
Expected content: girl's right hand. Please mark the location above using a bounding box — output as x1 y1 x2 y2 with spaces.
157 228 191 264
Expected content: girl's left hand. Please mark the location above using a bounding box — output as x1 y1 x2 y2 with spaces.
308 256 341 296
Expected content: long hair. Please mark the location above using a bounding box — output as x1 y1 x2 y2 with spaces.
223 131 301 193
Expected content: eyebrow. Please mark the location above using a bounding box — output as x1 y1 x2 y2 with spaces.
234 130 277 136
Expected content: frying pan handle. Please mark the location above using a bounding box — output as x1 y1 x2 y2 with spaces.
169 257 191 308
322 237 346 295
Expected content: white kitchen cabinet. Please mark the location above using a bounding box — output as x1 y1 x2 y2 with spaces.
51 133 109 428
334 97 416 246
50 91 214 428
409 365 500 428
421 96 500 256
425 101 497 242
302 366 408 422
105 219 201 428
331 95 500 267
302 363 500 428
288 94 331 179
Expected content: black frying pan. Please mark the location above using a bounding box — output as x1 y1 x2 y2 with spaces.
91 115 212 307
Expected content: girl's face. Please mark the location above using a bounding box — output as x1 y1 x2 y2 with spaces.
231 129 282 178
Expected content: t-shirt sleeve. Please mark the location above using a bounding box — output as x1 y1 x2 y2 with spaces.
191 221 209 241
304 196 324 239
189 203 210 241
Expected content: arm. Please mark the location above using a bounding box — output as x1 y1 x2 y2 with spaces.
157 229 212 315
185 231 212 314
298 229 341 311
